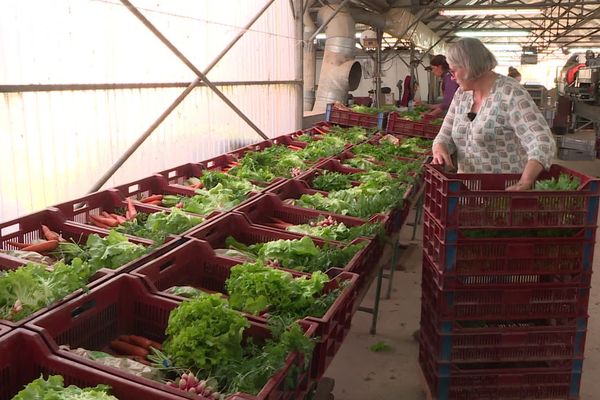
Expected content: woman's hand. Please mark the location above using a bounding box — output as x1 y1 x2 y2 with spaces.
506 180 533 191
432 142 454 169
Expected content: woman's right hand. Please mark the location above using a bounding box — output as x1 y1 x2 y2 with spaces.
432 142 454 169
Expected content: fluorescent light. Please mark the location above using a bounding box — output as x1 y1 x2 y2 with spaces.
485 43 522 51
456 30 530 37
440 8 542 16
315 33 326 40
569 47 600 53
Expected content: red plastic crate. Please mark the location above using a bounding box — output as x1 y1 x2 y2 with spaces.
421 255 590 321
27 274 317 400
155 162 205 186
0 208 160 271
424 164 600 229
233 194 389 241
0 328 191 400
419 298 587 364
264 179 410 235
419 339 582 400
51 189 204 240
326 104 386 129
113 174 260 215
422 212 596 283
185 213 370 275
200 152 287 190
131 239 358 380
0 324 10 338
386 112 439 139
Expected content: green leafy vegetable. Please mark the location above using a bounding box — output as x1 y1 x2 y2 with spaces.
0 259 94 321
163 294 250 372
534 173 581 191
116 208 202 242
11 375 118 400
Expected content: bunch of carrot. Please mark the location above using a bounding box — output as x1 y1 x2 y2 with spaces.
5 224 62 253
108 334 162 365
88 196 162 229
220 161 240 174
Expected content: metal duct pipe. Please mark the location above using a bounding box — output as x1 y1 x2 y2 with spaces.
303 3 317 111
313 4 362 111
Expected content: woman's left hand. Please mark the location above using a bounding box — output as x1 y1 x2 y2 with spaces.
506 180 533 191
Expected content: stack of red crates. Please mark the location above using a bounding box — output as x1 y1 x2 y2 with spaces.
419 164 600 400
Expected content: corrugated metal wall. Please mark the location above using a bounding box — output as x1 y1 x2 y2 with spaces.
0 0 299 221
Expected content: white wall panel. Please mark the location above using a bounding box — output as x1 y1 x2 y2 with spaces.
0 0 301 221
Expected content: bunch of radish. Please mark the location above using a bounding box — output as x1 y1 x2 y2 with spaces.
290 167 302 177
167 372 223 399
265 259 281 268
310 216 337 228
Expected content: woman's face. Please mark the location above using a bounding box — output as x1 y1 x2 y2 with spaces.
448 63 472 90
431 64 444 78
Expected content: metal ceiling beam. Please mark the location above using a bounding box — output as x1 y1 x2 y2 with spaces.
560 27 600 47
394 1 600 9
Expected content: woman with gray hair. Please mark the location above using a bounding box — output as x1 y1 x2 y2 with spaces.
431 38 555 191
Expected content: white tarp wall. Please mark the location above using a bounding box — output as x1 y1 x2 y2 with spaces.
0 0 298 221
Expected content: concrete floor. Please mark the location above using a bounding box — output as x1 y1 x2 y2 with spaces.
324 135 600 400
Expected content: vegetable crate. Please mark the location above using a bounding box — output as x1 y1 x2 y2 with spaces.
156 162 205 186
264 179 403 235
325 103 386 130
0 324 10 338
0 328 191 400
421 253 590 321
51 189 198 241
419 298 588 364
418 336 583 400
185 212 372 278
26 274 317 400
424 164 600 230
131 239 359 380
199 154 286 191
233 194 389 242
385 112 442 139
422 211 596 284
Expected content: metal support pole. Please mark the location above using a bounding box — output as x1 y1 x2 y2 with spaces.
120 0 269 141
88 1 274 193
374 28 382 108
295 0 304 130
308 0 352 42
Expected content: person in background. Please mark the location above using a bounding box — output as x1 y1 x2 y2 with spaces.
431 38 555 191
424 54 459 117
508 66 522 82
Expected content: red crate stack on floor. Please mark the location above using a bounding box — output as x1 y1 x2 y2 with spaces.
418 164 600 400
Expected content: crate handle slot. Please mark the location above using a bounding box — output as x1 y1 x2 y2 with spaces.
128 184 140 194
1 223 20 236
71 299 97 319
207 161 215 168
159 261 176 272
168 171 177 179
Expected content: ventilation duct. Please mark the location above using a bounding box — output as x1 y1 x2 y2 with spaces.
313 4 362 112
304 5 317 111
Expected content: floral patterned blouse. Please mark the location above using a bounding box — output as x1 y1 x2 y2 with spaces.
433 74 556 173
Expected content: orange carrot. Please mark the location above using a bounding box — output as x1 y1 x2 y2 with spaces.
21 240 58 253
90 219 111 229
109 340 149 358
111 213 127 224
141 194 163 203
126 198 137 220
175 202 184 209
90 214 119 227
128 335 154 349
41 225 60 241
287 145 303 151
129 355 151 365
145 200 162 206
189 182 203 190
228 161 240 166
5 241 30 249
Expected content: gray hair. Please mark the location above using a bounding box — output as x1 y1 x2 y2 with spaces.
446 38 497 80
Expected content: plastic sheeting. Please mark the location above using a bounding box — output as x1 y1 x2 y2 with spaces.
385 8 447 54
